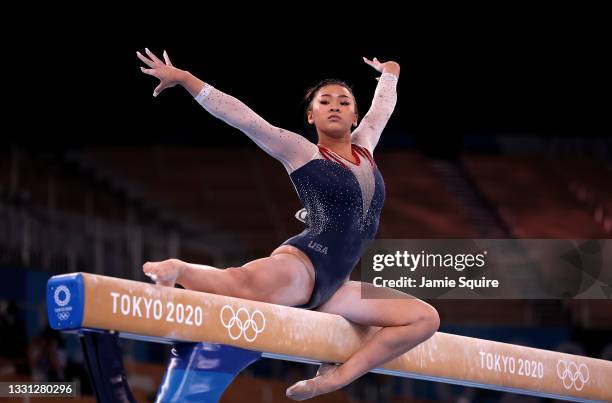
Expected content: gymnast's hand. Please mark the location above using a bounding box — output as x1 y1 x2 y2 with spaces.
362 57 401 77
137 48 186 97
142 259 184 287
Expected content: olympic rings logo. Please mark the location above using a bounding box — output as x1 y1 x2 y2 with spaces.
220 305 266 342
54 285 71 307
557 359 589 391
57 312 71 321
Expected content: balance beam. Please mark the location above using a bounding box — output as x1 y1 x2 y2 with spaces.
47 273 612 402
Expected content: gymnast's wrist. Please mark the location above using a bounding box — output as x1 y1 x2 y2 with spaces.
382 62 400 77
176 69 192 86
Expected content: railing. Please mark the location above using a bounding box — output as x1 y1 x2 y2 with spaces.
0 198 182 279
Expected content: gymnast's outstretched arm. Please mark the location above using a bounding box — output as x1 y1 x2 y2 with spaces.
137 48 318 173
351 58 400 154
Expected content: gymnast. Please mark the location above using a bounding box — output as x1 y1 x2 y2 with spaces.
137 48 439 400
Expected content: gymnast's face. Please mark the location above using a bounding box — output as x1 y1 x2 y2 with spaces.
307 85 358 138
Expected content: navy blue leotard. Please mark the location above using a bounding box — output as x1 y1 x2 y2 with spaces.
282 144 385 308
194 72 398 309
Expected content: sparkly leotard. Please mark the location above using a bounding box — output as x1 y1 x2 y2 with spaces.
195 73 398 308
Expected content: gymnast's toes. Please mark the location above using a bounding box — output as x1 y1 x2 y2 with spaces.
286 379 318 401
286 367 342 401
142 259 181 286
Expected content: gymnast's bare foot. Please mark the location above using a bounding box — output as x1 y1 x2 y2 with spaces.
142 259 184 287
286 363 342 401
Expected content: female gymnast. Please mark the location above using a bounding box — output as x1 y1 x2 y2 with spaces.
137 48 440 401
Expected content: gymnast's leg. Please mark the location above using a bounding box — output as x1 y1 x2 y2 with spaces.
142 245 315 306
286 281 440 400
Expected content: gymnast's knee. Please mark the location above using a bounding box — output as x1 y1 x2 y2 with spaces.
397 305 440 344
419 306 440 339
